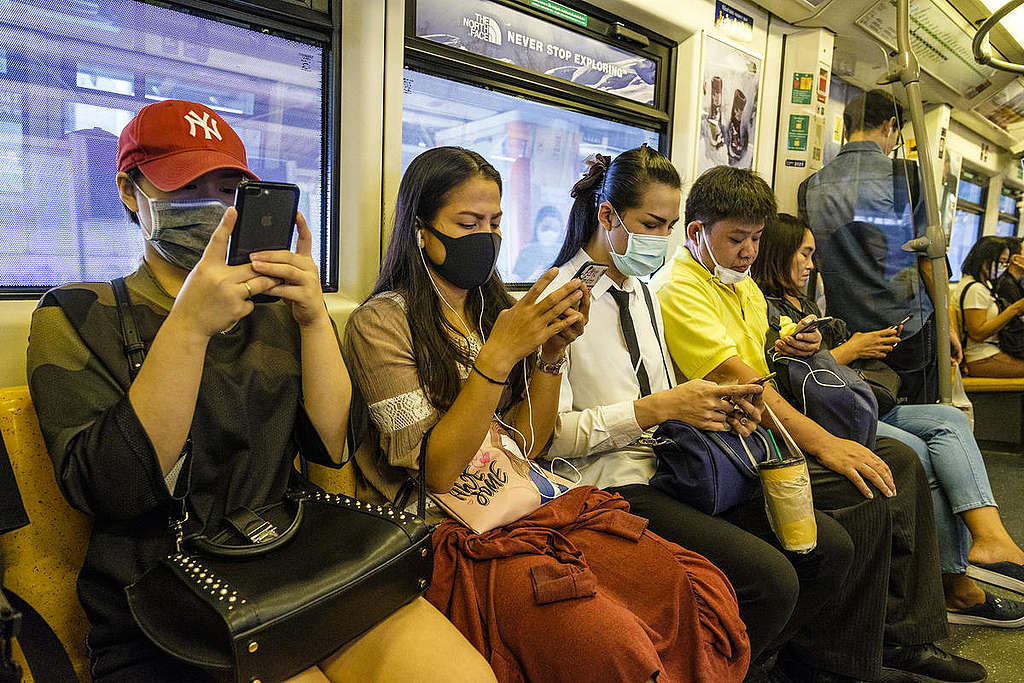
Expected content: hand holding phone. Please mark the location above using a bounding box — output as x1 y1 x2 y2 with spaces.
793 316 834 334
537 261 608 305
227 180 300 302
888 314 913 330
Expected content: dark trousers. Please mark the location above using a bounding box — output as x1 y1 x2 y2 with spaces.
885 315 939 405
617 434 947 681
794 436 948 681
607 485 853 665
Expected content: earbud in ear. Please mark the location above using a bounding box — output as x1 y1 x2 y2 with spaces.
417 231 424 248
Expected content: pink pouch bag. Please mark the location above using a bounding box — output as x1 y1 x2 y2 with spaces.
427 422 576 534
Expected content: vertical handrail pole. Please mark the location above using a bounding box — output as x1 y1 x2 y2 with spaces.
891 0 953 403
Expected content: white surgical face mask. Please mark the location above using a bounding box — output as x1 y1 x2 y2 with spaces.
604 206 670 277
992 263 1008 281
700 226 749 285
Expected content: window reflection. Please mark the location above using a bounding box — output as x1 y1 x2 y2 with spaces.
0 0 325 288
401 68 659 284
949 210 982 281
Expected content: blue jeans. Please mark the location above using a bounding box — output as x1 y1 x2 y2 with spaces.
876 404 997 574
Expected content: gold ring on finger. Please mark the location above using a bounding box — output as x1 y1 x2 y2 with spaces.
741 417 748 425
243 280 253 299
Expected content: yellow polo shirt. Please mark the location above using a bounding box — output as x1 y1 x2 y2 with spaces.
651 244 771 381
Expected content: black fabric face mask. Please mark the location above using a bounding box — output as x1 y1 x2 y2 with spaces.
422 223 501 290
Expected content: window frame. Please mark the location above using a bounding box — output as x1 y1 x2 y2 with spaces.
403 0 676 288
998 186 1021 237
947 168 988 282
0 0 339 297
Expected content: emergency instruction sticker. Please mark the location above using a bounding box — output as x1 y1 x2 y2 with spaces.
787 114 809 151
791 73 813 104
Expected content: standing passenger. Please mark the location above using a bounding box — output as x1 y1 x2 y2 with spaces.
343 146 751 683
799 89 962 405
26 100 496 682
542 146 853 680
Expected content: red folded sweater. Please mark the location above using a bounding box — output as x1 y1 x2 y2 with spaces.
426 486 750 683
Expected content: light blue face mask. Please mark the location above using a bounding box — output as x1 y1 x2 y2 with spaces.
604 206 669 277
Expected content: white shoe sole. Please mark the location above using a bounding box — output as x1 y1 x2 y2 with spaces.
947 609 1024 628
966 564 1024 594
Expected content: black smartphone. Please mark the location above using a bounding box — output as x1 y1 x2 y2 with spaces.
793 316 835 334
889 314 913 329
227 180 300 302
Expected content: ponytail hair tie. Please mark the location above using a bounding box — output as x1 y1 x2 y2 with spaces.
570 153 611 198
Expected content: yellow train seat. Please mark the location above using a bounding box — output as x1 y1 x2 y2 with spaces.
0 385 91 681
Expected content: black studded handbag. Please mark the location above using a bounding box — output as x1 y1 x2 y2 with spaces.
111 278 433 683
125 488 432 683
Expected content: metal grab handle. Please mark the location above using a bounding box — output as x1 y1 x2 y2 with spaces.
973 0 1024 74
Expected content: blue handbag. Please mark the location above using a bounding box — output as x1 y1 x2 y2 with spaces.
775 351 878 447
649 422 772 515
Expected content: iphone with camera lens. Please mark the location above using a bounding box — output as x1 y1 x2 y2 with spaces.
227 180 300 267
227 180 300 302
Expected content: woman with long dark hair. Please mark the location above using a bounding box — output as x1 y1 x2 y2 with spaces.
957 236 1024 377
754 213 1024 628
344 146 751 682
546 147 859 682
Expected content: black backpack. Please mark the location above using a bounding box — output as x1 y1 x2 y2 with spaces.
959 279 1024 360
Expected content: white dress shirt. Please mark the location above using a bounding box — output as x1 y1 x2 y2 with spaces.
544 248 677 489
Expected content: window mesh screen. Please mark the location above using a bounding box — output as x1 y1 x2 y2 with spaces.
402 69 659 284
0 0 326 288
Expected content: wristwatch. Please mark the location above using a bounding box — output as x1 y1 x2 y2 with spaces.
536 354 567 375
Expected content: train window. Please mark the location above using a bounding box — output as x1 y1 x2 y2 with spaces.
0 0 330 293
77 64 136 96
997 187 1021 237
404 0 673 286
949 211 982 281
999 187 1020 218
402 68 658 283
956 173 986 206
948 170 988 281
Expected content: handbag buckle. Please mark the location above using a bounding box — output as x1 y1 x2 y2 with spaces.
246 520 280 544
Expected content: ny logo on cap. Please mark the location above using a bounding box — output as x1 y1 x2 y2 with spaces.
184 109 222 141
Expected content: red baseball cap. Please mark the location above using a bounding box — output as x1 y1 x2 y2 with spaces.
116 100 258 191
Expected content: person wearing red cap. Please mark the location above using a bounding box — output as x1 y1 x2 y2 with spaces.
26 100 496 682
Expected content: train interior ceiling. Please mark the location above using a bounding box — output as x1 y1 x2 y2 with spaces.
0 0 1023 677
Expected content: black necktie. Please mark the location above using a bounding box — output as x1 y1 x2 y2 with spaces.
608 287 652 397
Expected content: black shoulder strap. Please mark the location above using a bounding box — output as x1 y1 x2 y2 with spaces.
111 277 145 382
639 282 673 386
1 588 76 683
110 278 193 520
958 279 981 345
